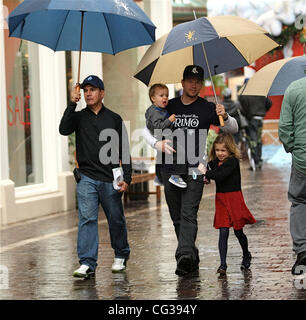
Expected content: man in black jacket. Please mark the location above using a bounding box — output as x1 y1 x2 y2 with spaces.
59 75 131 278
239 95 272 170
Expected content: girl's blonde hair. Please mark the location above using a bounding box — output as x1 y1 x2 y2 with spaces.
209 133 240 161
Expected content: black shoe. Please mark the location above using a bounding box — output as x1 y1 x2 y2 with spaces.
175 255 192 276
292 251 306 275
217 264 227 275
241 252 252 270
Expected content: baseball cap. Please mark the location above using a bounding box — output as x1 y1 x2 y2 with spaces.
80 75 104 90
183 65 204 81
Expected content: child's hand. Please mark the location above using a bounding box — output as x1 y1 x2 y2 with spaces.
198 163 207 175
169 114 176 122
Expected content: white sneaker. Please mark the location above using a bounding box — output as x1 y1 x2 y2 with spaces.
111 258 127 273
73 264 95 278
168 175 187 188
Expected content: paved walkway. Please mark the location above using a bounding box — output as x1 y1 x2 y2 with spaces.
0 161 305 300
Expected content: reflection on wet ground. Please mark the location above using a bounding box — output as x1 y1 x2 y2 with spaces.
0 162 306 300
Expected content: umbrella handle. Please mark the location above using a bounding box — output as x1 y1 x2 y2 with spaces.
219 115 224 127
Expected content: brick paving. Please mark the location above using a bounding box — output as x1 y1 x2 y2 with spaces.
0 161 305 300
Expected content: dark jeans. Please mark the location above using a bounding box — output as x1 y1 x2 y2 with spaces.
161 171 204 266
288 165 306 254
76 173 130 271
245 118 263 165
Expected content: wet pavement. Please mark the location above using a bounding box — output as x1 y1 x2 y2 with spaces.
0 160 306 301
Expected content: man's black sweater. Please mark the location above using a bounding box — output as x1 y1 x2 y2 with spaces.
59 102 132 185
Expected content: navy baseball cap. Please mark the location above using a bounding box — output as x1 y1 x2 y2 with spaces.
183 65 204 81
80 75 104 90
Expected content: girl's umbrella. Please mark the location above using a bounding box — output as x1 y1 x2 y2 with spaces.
239 55 306 97
8 0 156 87
134 15 279 125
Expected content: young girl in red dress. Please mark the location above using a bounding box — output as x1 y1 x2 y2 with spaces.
198 133 256 274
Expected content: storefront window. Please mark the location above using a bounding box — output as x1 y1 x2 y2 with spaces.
4 0 43 187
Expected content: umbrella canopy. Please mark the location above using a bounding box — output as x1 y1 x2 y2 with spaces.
239 55 306 96
134 15 279 86
8 0 156 54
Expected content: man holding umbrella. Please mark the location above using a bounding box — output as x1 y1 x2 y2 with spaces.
143 65 238 276
59 75 132 278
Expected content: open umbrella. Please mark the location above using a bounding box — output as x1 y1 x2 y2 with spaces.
134 15 278 125
8 0 156 86
239 55 306 97
134 15 278 87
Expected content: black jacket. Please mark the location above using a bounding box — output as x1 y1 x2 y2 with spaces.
59 102 132 184
238 95 272 120
205 157 241 193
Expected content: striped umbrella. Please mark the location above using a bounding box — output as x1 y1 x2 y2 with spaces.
240 55 306 96
134 15 279 87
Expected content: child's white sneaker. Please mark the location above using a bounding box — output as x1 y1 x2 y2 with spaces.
168 175 187 188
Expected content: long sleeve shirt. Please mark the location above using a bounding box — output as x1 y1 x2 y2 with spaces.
59 102 132 184
145 104 174 138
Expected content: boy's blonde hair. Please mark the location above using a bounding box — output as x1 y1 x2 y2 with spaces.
149 83 168 103
209 133 240 161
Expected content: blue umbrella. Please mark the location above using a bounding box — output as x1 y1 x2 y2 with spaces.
8 0 156 83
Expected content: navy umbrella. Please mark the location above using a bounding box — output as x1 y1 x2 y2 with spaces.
134 15 278 126
8 0 156 84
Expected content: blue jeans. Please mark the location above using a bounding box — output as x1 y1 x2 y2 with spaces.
76 173 130 271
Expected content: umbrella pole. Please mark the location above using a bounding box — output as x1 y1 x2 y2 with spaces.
193 11 224 126
76 11 85 92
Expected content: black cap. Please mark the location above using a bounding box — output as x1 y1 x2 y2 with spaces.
80 75 104 90
183 65 204 81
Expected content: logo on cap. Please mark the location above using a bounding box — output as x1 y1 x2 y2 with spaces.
87 76 93 81
192 67 199 74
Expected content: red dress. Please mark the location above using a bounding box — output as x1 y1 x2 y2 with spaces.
206 157 256 230
214 190 256 230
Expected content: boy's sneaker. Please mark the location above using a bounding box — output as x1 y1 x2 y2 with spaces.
73 264 95 278
168 175 187 188
154 176 163 186
112 258 127 273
